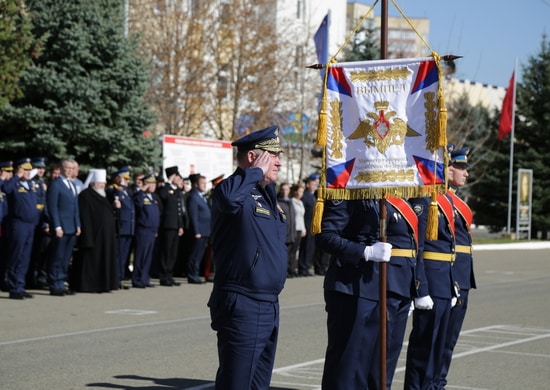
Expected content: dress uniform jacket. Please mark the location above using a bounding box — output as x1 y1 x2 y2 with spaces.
209 166 287 302
107 184 135 236
315 199 381 299
447 189 476 290
385 198 422 299
412 195 456 299
3 176 39 293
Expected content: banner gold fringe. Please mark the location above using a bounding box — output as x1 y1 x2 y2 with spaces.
426 191 439 240
311 197 325 235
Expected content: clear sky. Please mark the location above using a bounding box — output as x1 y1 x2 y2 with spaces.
354 0 550 87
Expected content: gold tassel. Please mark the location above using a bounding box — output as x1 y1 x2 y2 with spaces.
437 94 447 147
311 198 324 235
316 93 328 147
426 192 439 241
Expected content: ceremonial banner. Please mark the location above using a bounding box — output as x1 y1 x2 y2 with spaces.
318 57 447 201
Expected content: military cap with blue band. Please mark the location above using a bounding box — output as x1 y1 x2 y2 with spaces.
231 126 283 153
31 157 48 168
112 166 131 180
447 144 470 168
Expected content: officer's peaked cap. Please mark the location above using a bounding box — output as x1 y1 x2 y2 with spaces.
232 126 283 153
447 144 470 168
15 157 33 170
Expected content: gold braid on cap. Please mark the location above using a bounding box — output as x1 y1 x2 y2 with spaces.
254 137 282 153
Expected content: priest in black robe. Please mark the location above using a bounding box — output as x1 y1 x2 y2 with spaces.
71 169 118 293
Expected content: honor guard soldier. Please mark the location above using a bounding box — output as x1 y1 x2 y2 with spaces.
207 126 287 389
314 198 392 389
405 182 458 388
371 197 426 389
28 157 50 288
107 166 135 289
2 158 39 299
132 174 161 288
439 146 476 387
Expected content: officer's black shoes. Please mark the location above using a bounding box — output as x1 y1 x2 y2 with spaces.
9 292 33 300
188 278 205 284
50 289 65 296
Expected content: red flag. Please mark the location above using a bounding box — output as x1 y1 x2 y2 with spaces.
498 72 515 140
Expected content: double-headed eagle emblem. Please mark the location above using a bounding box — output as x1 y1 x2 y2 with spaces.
348 101 419 154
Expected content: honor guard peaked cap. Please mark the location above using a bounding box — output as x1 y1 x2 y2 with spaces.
0 161 13 171
447 144 470 168
31 157 48 168
231 126 283 153
15 157 33 170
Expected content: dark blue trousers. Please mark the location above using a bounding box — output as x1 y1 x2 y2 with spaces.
322 290 380 390
187 235 208 281
48 234 76 291
210 292 279 390
438 289 470 387
117 235 133 282
404 297 451 390
132 229 155 286
6 219 35 293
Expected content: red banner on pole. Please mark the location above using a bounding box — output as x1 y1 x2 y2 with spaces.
498 72 515 140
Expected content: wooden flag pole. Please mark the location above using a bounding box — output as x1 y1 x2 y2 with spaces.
379 1 388 388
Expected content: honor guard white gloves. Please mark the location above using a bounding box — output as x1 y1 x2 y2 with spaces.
414 295 434 310
363 242 392 263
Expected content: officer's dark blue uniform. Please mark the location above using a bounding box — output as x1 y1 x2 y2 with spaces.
107 166 135 287
28 157 50 288
405 193 457 390
3 158 39 299
132 174 160 288
315 198 392 390
439 147 476 387
368 197 425 389
207 126 286 390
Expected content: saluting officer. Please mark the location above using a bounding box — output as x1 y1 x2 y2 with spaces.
2 158 40 299
132 174 161 288
107 166 135 289
405 187 458 388
207 126 287 390
439 146 476 387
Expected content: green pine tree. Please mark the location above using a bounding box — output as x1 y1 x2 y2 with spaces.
0 0 159 174
341 21 380 62
0 0 43 109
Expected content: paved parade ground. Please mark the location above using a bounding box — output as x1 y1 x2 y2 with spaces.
1 242 550 389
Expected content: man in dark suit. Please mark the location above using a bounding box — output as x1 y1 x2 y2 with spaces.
156 166 184 286
46 158 81 296
185 173 211 284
